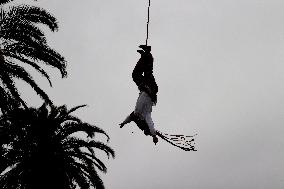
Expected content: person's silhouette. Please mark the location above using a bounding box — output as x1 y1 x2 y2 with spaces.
120 45 158 144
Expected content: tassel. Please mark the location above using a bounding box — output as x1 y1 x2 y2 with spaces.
156 130 197 151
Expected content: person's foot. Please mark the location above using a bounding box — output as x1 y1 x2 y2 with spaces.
153 135 158 145
119 123 125 128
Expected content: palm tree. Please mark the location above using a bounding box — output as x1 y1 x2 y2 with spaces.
0 104 115 189
0 0 14 4
0 2 66 114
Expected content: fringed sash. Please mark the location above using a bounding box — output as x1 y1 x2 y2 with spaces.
156 130 197 151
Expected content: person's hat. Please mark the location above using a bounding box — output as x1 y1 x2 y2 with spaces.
139 45 151 52
137 49 144 54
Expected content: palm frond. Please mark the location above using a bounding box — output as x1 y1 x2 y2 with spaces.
67 104 87 115
0 87 16 113
3 51 52 86
0 0 15 5
5 42 67 77
38 102 49 118
0 67 27 109
69 161 95 187
89 141 115 159
62 137 91 149
0 2 66 111
1 17 46 44
60 122 109 141
47 104 65 120
8 5 58 32
0 163 23 189
0 105 114 189
66 163 90 189
68 149 107 173
4 62 52 105
72 161 105 189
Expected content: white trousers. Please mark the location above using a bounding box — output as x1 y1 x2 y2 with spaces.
134 91 156 136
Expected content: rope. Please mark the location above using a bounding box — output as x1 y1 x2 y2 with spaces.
146 0 150 45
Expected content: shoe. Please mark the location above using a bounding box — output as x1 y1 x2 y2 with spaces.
153 136 158 145
119 123 124 128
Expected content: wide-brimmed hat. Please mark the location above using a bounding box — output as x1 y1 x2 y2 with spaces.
139 45 151 52
137 49 144 54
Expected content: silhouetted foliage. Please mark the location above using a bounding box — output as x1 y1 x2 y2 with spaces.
0 0 15 5
0 2 66 114
0 0 37 4
0 104 115 189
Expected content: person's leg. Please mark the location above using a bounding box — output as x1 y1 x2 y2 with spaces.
145 114 158 144
119 112 135 128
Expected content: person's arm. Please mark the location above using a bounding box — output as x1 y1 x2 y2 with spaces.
132 59 144 88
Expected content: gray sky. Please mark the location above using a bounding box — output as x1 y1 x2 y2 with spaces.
15 0 284 188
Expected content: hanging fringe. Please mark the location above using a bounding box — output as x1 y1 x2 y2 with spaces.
156 130 197 151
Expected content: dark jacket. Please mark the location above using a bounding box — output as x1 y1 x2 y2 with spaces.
132 52 158 104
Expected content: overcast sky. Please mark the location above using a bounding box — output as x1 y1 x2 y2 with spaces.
14 0 284 188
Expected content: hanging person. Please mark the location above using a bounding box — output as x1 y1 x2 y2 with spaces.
119 45 159 144
119 0 197 151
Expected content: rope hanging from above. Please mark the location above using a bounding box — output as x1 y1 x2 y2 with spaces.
146 0 150 46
